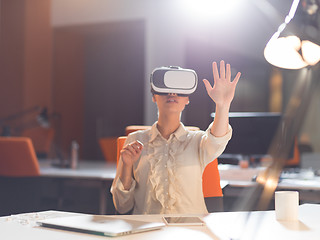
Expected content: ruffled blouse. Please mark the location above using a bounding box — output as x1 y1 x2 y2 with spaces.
111 122 232 214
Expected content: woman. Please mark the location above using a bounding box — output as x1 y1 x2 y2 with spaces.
111 60 241 214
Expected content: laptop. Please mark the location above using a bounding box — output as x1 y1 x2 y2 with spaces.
37 214 166 237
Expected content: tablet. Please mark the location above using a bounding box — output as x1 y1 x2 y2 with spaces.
163 216 205 226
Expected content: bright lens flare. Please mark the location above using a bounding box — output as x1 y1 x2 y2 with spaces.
183 0 242 20
302 40 320 66
264 36 308 69
265 35 320 69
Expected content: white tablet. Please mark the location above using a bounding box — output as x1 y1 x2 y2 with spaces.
163 216 205 226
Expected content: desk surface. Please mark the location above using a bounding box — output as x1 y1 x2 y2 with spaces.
39 160 116 180
39 161 320 190
1 204 319 240
219 164 320 191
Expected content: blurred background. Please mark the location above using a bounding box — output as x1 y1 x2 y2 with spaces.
1 0 319 162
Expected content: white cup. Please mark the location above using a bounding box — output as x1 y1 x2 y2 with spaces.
275 191 299 221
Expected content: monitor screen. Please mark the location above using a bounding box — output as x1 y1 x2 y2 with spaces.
211 112 282 157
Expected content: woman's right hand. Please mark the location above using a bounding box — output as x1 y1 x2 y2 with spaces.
120 140 143 190
120 140 144 167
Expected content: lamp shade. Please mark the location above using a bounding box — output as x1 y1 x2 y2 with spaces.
264 0 320 69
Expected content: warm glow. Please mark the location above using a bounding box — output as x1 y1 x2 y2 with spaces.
265 177 278 190
182 0 243 20
264 36 308 69
301 40 320 66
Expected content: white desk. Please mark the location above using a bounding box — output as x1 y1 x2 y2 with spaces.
0 204 319 240
38 160 116 214
38 161 320 213
219 164 320 191
219 164 320 189
39 160 116 180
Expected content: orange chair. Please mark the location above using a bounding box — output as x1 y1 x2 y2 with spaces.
99 137 118 163
0 137 40 177
0 137 44 216
116 136 127 165
284 138 300 167
202 160 223 197
125 125 200 136
116 136 222 198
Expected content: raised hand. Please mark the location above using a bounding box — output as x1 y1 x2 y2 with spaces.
203 60 241 107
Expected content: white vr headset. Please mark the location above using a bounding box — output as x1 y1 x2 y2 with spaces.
150 66 198 96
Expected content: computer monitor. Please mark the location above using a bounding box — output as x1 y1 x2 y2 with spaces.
211 112 288 161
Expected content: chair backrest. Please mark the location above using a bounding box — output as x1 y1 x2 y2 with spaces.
125 125 200 136
285 138 300 167
0 137 40 177
202 160 223 197
116 136 127 166
99 137 118 163
116 133 222 198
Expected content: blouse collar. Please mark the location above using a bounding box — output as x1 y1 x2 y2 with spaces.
149 122 189 143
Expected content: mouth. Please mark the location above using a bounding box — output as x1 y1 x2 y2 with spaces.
167 98 178 103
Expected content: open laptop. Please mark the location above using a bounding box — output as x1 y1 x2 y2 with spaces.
37 215 166 237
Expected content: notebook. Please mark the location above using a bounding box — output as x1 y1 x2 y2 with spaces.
37 214 166 237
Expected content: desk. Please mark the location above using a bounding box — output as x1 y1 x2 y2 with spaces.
219 165 320 210
39 160 116 214
219 164 320 190
39 160 116 180
39 162 320 213
0 204 319 240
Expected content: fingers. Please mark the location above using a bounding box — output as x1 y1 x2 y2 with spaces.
220 60 225 79
202 79 212 94
212 60 241 84
226 63 231 81
212 62 219 83
232 72 241 86
122 140 144 155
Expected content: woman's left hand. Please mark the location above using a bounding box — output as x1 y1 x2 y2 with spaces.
203 60 241 107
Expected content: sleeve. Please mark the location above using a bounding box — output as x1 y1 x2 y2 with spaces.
110 135 137 214
199 122 233 168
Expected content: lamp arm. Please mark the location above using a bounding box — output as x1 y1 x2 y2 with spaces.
0 106 41 125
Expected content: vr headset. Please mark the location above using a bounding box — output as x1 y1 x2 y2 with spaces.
150 66 198 96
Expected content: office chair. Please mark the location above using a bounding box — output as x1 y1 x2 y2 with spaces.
125 125 200 135
116 134 223 212
125 125 222 193
0 137 40 177
101 126 200 163
99 137 118 163
0 137 42 216
116 136 127 166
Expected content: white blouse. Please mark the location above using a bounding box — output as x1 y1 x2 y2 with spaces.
111 122 232 215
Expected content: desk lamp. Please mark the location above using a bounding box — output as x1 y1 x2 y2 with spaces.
264 0 320 69
0 106 50 136
256 0 320 210
232 0 320 213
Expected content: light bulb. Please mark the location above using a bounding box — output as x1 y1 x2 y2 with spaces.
264 36 308 69
301 40 320 66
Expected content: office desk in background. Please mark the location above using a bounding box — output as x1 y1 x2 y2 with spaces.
4 159 319 216
39 161 320 214
38 160 116 215
0 204 320 240
219 165 320 210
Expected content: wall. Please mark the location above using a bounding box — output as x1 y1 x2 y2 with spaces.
0 0 52 135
